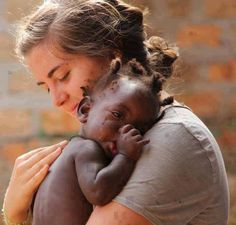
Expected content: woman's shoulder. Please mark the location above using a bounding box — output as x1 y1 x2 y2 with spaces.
114 103 227 225
155 100 204 125
147 100 215 145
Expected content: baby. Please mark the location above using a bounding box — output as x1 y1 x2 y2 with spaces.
32 59 173 225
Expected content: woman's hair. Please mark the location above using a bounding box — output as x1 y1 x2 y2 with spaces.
16 0 178 79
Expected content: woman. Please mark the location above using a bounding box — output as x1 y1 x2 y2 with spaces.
2 0 229 225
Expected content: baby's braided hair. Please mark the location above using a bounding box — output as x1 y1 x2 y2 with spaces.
92 58 174 107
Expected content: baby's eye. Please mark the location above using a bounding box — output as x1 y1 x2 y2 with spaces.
111 111 123 119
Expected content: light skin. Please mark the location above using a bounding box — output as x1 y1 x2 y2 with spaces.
25 41 110 118
3 140 68 222
3 41 153 225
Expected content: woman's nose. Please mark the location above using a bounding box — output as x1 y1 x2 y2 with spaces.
50 87 67 107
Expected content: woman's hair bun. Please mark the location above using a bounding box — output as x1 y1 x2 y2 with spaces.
145 36 179 78
110 58 122 75
105 0 119 6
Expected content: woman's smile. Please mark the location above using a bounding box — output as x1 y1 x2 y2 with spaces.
25 42 109 116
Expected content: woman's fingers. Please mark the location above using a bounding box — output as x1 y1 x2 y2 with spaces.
27 164 50 193
25 146 62 181
20 140 68 169
3 140 68 224
19 140 68 161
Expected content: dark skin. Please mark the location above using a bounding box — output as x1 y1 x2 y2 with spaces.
32 77 158 225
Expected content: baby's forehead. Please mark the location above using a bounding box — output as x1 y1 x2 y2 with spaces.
97 77 152 107
109 76 146 94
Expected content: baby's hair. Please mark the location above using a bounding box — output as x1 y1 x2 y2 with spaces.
91 58 174 107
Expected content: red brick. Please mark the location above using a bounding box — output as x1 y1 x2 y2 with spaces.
218 128 236 149
205 0 236 18
0 138 42 163
40 110 80 135
176 90 221 118
233 26 236 37
9 69 44 93
1 142 26 163
0 110 32 137
228 175 236 224
176 61 201 82
166 0 191 17
177 24 221 47
228 95 236 117
208 60 236 83
228 175 236 207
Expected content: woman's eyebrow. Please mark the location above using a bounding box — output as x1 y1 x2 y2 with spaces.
48 64 63 78
36 63 66 86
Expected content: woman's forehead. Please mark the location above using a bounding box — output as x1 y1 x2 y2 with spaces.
25 42 108 82
25 43 68 78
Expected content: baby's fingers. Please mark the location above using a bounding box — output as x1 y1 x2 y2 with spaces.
138 139 150 146
119 124 134 134
133 134 143 142
128 128 140 136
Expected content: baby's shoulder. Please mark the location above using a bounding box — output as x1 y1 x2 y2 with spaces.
69 135 97 147
65 136 101 158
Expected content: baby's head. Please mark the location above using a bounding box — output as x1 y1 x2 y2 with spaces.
77 59 173 157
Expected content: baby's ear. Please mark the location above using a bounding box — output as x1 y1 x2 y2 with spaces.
77 96 91 123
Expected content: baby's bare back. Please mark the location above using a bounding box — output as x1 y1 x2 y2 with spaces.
32 138 93 225
32 133 141 225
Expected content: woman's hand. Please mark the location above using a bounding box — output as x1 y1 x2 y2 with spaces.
3 140 68 223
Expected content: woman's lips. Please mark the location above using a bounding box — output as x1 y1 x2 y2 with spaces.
71 104 79 116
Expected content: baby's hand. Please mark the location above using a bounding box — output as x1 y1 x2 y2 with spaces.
117 124 150 161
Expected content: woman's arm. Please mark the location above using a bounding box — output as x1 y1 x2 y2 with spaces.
2 140 68 224
86 202 153 225
85 106 229 225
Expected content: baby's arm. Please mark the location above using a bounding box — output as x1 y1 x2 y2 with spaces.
72 125 149 206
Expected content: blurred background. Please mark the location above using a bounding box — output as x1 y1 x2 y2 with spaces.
0 0 235 224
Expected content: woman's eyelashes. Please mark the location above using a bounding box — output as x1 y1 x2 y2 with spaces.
58 71 71 82
40 84 50 93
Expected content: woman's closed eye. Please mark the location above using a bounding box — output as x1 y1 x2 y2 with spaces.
58 71 71 82
39 84 50 93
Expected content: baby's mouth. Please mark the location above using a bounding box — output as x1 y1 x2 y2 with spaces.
110 141 118 156
103 141 118 158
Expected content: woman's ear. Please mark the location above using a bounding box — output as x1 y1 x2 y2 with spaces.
77 96 91 123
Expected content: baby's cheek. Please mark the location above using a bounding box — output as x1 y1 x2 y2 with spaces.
98 121 118 141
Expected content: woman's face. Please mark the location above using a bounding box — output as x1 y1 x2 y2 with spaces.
25 42 109 118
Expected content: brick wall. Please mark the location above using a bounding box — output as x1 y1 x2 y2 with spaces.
0 0 235 224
